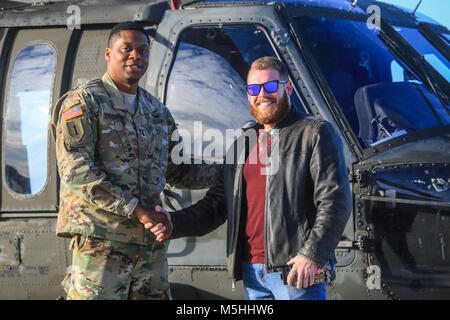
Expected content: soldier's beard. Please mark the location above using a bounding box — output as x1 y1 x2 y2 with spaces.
249 91 290 126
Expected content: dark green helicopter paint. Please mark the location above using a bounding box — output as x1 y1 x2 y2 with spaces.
0 0 449 300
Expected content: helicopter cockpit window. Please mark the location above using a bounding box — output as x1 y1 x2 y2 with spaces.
4 44 55 195
294 17 450 149
165 25 304 162
395 26 450 82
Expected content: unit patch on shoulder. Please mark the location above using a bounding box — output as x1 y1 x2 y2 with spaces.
63 104 83 121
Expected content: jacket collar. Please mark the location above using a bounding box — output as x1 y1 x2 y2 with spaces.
273 106 303 130
101 72 129 112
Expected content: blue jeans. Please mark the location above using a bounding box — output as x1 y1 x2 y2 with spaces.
242 262 327 300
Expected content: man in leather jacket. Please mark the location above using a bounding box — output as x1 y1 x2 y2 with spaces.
148 56 352 300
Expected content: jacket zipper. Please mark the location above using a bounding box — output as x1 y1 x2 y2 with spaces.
131 109 144 243
230 163 244 289
264 133 270 273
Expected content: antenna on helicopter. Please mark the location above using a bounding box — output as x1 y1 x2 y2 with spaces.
349 0 359 12
411 0 423 16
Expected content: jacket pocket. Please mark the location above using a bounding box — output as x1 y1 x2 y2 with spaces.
96 119 129 161
112 120 130 152
146 122 169 161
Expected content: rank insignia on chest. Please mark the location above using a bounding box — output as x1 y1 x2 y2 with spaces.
63 104 83 121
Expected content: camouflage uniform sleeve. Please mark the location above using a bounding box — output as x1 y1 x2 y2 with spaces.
164 110 221 190
53 89 138 217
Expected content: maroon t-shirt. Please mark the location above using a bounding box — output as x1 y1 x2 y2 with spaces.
243 130 272 264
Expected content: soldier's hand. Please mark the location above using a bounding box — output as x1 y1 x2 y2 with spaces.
135 204 173 240
134 204 154 224
143 206 173 242
286 255 322 289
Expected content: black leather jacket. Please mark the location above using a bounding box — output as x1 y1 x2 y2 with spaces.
171 108 352 282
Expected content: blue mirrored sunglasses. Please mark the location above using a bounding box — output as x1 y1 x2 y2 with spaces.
246 80 287 96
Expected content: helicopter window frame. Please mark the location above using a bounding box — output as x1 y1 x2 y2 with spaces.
161 21 309 267
441 33 450 45
163 23 308 118
163 23 308 160
2 42 57 198
0 29 6 54
284 8 368 158
0 27 80 215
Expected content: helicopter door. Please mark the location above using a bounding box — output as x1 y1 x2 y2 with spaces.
0 27 72 299
162 24 290 266
147 9 307 269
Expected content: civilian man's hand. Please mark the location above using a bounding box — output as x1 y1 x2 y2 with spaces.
286 255 322 289
144 205 173 242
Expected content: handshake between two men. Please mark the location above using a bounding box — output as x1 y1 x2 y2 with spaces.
134 204 172 241
135 205 330 290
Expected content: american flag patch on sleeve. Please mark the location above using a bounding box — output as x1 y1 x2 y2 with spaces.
63 104 83 121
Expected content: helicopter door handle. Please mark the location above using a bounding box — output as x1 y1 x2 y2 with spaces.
337 236 373 252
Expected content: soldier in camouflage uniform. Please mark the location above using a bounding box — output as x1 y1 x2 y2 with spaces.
51 21 217 300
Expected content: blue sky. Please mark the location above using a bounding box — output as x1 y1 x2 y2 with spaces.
377 0 450 29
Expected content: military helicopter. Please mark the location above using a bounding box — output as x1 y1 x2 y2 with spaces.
0 0 448 300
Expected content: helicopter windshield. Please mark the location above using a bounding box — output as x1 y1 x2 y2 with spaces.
293 17 450 148
394 26 450 82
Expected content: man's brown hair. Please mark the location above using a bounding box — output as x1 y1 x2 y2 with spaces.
248 56 289 80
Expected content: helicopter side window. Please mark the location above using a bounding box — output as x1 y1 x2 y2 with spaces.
165 25 304 161
294 17 450 148
4 44 55 195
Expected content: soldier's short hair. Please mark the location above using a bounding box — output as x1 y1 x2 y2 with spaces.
249 56 289 80
108 21 149 47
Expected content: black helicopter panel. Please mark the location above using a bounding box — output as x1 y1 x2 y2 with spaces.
0 0 448 300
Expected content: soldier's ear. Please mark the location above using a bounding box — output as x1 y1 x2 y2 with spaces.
105 47 111 62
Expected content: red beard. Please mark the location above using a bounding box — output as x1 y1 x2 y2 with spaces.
249 90 290 126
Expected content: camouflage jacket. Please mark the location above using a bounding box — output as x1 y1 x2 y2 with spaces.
51 73 218 244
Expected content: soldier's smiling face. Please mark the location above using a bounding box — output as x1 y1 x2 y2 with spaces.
105 29 149 93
